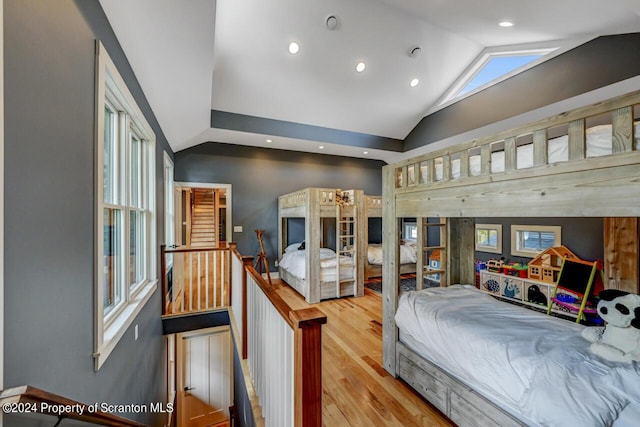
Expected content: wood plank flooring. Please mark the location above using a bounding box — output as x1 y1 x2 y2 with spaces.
272 280 453 427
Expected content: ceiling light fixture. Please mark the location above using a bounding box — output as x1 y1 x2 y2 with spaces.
356 62 366 72
499 21 514 27
266 139 272 143
325 15 338 30
410 78 419 87
409 46 421 58
288 42 300 54
319 145 324 149
363 151 369 155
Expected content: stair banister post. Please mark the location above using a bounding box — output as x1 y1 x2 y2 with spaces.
289 308 327 427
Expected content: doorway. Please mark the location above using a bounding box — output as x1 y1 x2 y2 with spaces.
177 326 232 427
175 182 231 248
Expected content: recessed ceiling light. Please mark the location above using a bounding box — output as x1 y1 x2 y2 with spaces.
288 42 300 54
319 145 324 149
410 78 419 87
499 21 514 27
363 151 369 155
356 62 366 72
266 139 272 143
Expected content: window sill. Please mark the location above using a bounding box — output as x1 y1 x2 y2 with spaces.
94 280 158 370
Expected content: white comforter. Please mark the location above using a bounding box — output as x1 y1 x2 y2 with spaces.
395 286 640 427
367 241 417 265
279 248 354 280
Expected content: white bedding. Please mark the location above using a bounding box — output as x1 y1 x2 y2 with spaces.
367 241 417 265
395 286 640 427
279 247 354 281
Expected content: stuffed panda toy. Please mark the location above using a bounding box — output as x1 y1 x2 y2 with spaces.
581 289 640 363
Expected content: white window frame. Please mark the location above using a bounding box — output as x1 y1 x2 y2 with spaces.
94 41 157 370
510 225 561 258
164 152 175 273
475 223 502 254
431 38 589 113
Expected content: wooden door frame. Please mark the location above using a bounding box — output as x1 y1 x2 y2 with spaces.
176 326 232 426
175 182 232 246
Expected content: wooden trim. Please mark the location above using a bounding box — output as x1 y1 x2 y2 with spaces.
0 385 146 427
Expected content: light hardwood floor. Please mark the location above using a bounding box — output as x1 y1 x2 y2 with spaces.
273 280 453 427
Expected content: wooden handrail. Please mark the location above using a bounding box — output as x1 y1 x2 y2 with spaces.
0 385 146 427
163 244 228 253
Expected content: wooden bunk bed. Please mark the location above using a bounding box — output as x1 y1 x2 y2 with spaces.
364 195 417 280
382 90 640 426
278 188 365 304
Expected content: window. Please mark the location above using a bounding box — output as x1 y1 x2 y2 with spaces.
511 225 561 258
439 43 560 106
403 222 417 241
475 224 502 254
95 41 156 370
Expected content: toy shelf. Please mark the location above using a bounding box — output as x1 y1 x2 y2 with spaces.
479 270 590 319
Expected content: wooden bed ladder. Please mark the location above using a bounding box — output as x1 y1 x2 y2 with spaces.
336 202 357 296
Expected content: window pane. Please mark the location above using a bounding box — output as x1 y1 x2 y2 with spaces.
130 133 141 208
130 210 146 288
104 106 118 204
460 55 543 96
521 231 555 251
477 229 489 245
488 230 498 246
104 208 122 315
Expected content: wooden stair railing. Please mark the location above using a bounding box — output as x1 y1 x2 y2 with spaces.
0 385 146 426
245 265 327 427
161 244 231 315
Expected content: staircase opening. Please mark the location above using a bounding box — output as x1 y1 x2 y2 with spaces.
176 183 231 248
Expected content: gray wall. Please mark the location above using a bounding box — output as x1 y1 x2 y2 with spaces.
474 218 604 264
175 142 384 268
4 1 172 425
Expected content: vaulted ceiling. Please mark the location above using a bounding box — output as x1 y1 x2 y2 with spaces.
100 0 640 162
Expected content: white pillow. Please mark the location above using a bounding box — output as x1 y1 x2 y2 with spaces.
285 243 301 253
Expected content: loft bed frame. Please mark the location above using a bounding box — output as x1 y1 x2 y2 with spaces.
382 90 640 426
364 195 417 279
278 188 365 303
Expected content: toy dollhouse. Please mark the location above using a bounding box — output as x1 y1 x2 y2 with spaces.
527 245 578 283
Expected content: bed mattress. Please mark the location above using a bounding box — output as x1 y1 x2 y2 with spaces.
395 285 640 427
367 241 417 265
278 247 354 281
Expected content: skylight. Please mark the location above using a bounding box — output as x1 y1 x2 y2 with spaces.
458 54 543 96
440 44 559 106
